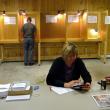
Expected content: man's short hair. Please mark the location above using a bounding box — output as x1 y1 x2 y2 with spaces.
27 17 32 22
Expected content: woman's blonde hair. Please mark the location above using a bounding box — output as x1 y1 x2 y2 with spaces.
62 42 78 59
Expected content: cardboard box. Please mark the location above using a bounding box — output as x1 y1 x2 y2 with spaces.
8 86 32 96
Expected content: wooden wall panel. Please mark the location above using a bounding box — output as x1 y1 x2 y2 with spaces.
87 0 108 11
3 44 21 61
107 11 110 54
66 12 87 41
66 22 80 38
87 12 99 40
107 37 110 53
0 0 18 11
86 43 98 57
40 0 65 12
41 42 64 60
18 0 40 11
65 0 86 11
100 12 108 40
0 45 1 60
40 13 66 39
74 42 98 58
0 42 100 61
0 0 108 12
1 13 19 43
0 0 110 59
66 13 81 39
1 43 38 61
65 0 108 11
0 0 40 11
0 15 4 41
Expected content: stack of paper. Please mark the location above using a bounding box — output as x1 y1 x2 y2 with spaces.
11 82 27 91
0 84 11 98
6 82 31 101
6 94 30 101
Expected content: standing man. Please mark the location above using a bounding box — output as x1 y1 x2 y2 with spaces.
22 17 36 66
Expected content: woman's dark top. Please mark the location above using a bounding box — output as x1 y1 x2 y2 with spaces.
46 57 92 87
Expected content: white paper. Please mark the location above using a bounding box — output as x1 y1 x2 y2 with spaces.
6 95 30 101
11 85 31 91
24 18 36 24
68 15 79 23
24 18 27 24
0 89 8 97
12 82 26 88
0 84 11 98
11 82 26 91
87 16 97 23
26 85 30 90
0 84 10 89
51 86 74 95
46 15 57 23
4 17 16 24
105 16 110 24
0 89 9 98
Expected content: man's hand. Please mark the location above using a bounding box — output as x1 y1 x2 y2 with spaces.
19 38 23 43
64 80 80 88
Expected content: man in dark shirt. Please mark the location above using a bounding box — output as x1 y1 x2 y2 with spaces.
46 42 92 90
22 17 36 66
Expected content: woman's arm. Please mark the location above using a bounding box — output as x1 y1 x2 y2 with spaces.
46 58 65 87
78 58 92 84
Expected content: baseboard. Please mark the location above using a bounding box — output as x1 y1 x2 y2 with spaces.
0 59 4 63
107 55 110 58
0 59 2 63
99 55 110 58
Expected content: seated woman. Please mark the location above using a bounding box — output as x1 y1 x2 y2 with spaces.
46 42 92 90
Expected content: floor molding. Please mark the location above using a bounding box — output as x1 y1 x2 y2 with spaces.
107 55 110 58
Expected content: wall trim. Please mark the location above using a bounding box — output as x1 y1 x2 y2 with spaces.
107 55 110 58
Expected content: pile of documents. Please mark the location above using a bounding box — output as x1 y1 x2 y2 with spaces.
11 82 27 91
6 81 32 101
0 84 11 98
0 81 32 101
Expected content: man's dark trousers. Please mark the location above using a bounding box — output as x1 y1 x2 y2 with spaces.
24 37 34 65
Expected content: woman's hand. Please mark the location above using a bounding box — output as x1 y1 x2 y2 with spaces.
64 80 80 88
81 82 91 91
